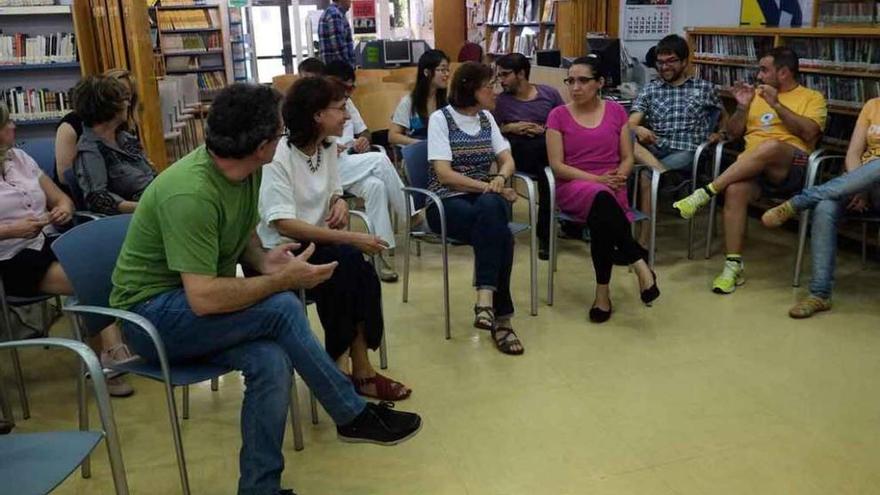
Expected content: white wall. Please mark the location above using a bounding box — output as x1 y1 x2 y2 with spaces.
619 0 741 63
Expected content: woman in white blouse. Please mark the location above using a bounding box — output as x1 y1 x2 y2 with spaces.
426 62 524 355
258 77 411 401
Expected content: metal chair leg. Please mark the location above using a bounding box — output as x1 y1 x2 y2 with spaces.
78 358 91 478
0 293 29 419
309 390 319 425
402 220 411 303
41 300 51 336
547 169 557 306
289 375 304 451
182 385 190 420
862 221 868 267
793 210 811 287
379 335 388 370
441 239 451 340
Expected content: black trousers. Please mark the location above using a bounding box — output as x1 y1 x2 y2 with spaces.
507 134 551 244
586 192 645 285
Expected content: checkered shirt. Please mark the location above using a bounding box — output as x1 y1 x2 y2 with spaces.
631 77 721 152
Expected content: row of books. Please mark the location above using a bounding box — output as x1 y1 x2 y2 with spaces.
694 64 880 109
486 0 509 24
165 53 222 71
159 0 211 6
0 33 77 65
803 74 880 108
196 71 225 90
0 0 55 6
542 27 555 50
1 86 72 121
157 9 219 30
785 37 880 71
488 30 509 54
817 1 879 24
160 32 221 51
693 35 775 62
512 0 539 23
512 31 537 57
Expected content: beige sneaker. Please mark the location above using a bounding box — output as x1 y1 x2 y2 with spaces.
105 375 135 398
762 201 797 228
378 254 399 283
788 295 831 319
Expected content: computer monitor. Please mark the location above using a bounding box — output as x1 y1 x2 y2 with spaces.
383 40 412 65
585 37 621 88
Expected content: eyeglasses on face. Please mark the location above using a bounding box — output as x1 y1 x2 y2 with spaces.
563 76 599 86
656 57 682 67
435 66 451 74
497 69 514 78
326 103 348 112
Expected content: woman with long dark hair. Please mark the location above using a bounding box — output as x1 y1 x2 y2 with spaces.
389 49 450 146
258 77 411 401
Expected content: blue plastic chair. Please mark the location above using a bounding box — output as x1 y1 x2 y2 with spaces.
50 215 305 495
18 137 56 181
0 338 129 494
399 140 539 340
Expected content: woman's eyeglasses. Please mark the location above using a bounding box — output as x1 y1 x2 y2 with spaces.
563 76 599 86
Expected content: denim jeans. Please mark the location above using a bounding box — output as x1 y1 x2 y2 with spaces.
792 159 880 298
646 145 695 172
122 289 366 495
426 192 515 317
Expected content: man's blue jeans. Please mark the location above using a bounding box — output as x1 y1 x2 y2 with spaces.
122 289 367 495
789 159 880 298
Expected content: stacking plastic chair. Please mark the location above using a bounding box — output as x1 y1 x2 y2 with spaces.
18 137 57 180
0 338 129 494
399 141 539 340
50 215 305 495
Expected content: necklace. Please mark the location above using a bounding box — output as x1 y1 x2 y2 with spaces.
306 147 322 173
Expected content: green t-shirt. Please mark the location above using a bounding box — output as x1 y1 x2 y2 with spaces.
110 146 261 310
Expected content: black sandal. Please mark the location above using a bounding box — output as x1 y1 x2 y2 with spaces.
491 325 524 355
473 305 495 330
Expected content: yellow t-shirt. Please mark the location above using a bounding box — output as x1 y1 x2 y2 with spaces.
744 85 828 153
857 97 880 165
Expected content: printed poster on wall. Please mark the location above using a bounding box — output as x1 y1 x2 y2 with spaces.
740 0 814 27
352 0 377 34
623 0 673 41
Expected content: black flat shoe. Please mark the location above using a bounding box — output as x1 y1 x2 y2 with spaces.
640 270 660 306
589 303 613 323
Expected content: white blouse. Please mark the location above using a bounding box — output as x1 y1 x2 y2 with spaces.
257 137 343 249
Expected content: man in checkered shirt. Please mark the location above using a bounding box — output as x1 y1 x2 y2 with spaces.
318 0 356 67
629 34 722 246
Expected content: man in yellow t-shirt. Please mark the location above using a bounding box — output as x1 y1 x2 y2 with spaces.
673 47 827 294
760 97 880 318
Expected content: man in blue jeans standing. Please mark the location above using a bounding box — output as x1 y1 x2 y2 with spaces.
109 83 421 495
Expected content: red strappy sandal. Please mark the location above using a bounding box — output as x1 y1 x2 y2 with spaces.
351 373 412 401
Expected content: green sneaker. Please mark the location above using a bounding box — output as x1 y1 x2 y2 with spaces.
712 260 745 294
673 188 711 219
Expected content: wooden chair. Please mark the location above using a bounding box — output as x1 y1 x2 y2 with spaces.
272 74 299 95
356 68 392 81
382 67 417 85
351 88 410 132
352 81 410 99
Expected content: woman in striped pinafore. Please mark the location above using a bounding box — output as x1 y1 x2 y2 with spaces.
425 62 524 355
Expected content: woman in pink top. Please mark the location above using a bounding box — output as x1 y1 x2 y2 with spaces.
0 103 135 397
546 57 659 323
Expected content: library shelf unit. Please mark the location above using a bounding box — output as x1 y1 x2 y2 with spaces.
687 26 880 151
815 0 879 27
227 5 257 83
475 0 557 59
150 1 234 99
0 2 84 140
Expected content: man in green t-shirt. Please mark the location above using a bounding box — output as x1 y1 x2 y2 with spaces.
110 84 421 495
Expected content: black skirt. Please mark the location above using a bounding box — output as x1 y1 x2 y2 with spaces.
0 238 56 297
296 243 384 360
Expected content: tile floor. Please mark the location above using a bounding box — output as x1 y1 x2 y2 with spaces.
5 210 880 495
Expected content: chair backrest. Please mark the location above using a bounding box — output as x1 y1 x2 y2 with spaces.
51 215 132 334
351 88 410 132
382 67 417 84
17 138 57 180
272 73 299 95
457 42 483 62
157 79 179 132
401 140 430 211
63 167 87 210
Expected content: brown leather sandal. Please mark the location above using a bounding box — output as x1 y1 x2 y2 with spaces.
491 325 524 355
473 305 495 330
351 373 412 401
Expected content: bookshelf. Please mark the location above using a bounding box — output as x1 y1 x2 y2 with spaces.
150 0 233 99
816 0 880 26
0 2 83 139
227 5 257 83
688 26 880 150
475 0 557 59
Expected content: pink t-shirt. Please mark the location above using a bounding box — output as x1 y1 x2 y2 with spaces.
0 149 49 260
546 100 627 175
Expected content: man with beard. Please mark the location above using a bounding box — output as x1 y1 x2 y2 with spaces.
673 47 827 295
494 53 565 259
629 34 722 247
